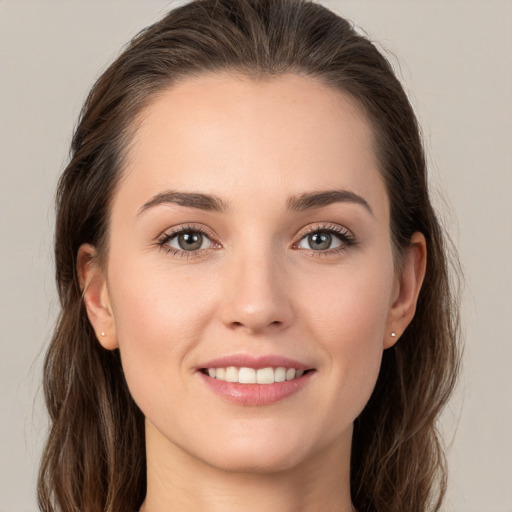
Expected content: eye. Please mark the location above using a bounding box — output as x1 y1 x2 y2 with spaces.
157 225 219 257
169 230 209 251
295 225 356 253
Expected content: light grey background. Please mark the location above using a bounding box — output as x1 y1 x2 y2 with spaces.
1 1 511 511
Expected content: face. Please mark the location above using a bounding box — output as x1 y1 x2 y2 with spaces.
83 72 409 474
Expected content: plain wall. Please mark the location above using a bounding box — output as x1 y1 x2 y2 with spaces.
0 1 511 510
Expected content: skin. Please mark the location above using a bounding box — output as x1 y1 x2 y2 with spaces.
78 72 426 512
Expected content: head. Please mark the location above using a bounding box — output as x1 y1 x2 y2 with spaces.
38 1 460 511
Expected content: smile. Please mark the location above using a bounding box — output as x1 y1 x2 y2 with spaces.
197 355 315 406
202 366 306 384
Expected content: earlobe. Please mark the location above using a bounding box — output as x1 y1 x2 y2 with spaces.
77 243 118 350
384 232 427 349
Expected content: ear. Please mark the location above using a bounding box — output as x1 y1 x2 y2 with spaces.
384 232 427 349
77 243 118 350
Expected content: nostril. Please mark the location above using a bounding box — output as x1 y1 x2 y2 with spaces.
230 320 283 330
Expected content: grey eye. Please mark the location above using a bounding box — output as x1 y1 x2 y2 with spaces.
297 231 343 251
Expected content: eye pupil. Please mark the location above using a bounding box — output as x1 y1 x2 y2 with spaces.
178 232 203 251
309 232 332 250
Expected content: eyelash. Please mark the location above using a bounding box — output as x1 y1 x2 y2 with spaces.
156 223 357 260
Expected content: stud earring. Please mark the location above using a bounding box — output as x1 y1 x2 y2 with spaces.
100 332 106 337
391 332 397 338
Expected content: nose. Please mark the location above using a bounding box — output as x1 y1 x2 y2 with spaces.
219 250 294 335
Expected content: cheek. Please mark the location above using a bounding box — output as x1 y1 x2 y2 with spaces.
301 255 393 344
106 258 219 403
109 255 217 342
298 257 394 410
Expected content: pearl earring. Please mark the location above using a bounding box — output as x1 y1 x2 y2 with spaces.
100 332 106 337
391 332 397 338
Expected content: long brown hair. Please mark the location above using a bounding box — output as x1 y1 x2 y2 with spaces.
38 1 461 511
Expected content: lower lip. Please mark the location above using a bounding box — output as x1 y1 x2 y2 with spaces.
198 371 314 406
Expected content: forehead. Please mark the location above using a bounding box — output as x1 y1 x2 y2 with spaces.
116 72 388 219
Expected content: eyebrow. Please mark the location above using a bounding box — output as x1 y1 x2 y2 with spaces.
138 188 373 216
138 190 229 216
287 190 374 215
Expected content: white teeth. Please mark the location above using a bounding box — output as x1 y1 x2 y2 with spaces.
256 367 274 384
205 366 307 384
238 367 256 384
225 366 238 382
274 367 286 382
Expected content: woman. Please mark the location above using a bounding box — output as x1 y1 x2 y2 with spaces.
38 0 461 511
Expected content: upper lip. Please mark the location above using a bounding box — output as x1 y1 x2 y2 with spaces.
198 354 312 371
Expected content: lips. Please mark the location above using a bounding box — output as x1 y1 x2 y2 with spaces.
196 354 315 406
198 354 311 371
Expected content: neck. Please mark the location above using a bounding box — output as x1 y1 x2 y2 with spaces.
141 421 354 512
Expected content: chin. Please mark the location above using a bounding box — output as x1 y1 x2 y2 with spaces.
203 442 309 474
186 423 329 475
